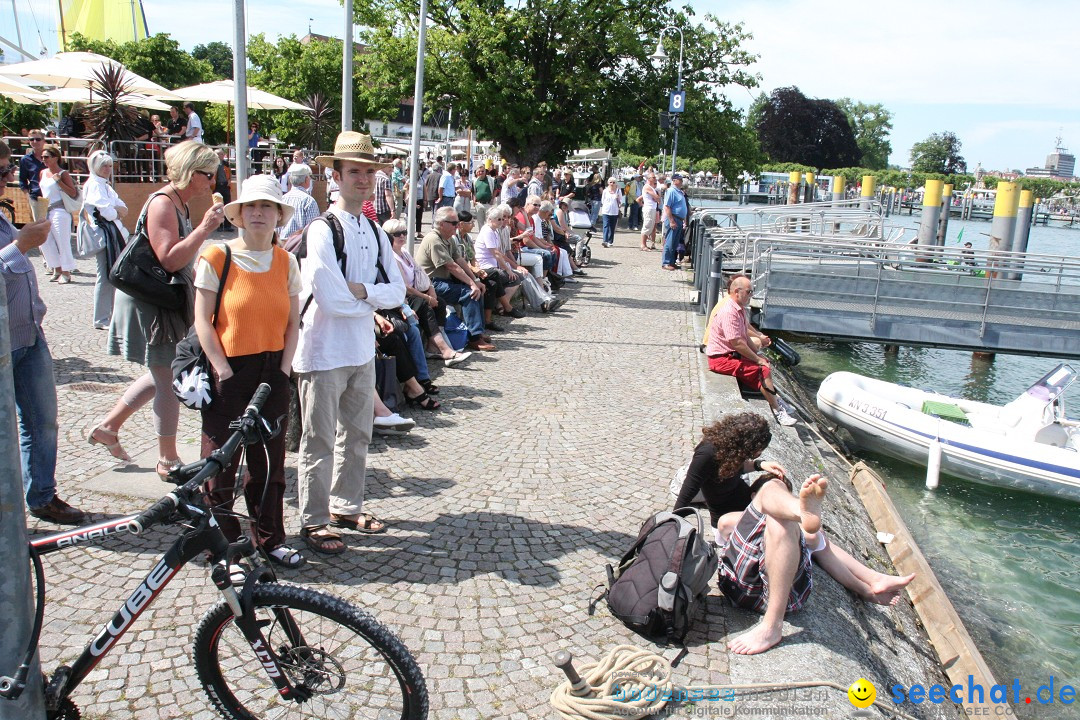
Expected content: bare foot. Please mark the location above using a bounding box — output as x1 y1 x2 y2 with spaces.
864 573 916 606
798 475 828 535
727 621 784 655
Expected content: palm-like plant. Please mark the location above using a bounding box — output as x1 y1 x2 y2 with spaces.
301 93 333 152
84 63 142 144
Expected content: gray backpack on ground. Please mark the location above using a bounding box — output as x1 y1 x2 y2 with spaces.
604 507 718 644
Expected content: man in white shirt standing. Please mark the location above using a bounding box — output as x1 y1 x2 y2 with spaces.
294 132 406 555
183 103 203 143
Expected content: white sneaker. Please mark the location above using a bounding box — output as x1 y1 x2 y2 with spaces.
774 408 798 427
445 351 472 368
373 413 416 435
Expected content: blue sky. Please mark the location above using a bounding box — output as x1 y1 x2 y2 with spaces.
3 0 1077 172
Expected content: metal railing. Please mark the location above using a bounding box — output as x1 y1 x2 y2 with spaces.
747 236 1080 345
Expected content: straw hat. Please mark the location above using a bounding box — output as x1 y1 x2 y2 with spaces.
315 131 392 169
223 174 295 229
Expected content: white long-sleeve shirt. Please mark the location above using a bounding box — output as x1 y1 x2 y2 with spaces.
82 174 128 230
293 205 406 373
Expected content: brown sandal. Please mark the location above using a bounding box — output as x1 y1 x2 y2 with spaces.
300 526 347 554
331 512 387 534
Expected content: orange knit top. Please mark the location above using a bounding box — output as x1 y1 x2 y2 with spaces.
202 244 291 358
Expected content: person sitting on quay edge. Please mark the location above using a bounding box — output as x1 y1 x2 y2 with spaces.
384 218 470 367
194 175 304 569
454 209 522 328
416 206 495 352
0 140 86 524
705 274 797 427
674 412 916 655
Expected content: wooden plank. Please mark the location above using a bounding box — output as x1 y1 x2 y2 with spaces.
850 462 1010 716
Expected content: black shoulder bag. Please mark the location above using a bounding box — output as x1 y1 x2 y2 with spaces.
109 191 187 310
172 245 232 410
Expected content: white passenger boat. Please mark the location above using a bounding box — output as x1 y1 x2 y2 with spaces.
816 364 1080 500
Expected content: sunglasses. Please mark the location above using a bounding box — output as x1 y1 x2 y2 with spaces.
0 164 13 176
391 231 407 237
29 137 44 142
441 220 459 226
195 170 214 180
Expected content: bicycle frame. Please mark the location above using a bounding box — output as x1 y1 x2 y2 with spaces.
29 494 304 707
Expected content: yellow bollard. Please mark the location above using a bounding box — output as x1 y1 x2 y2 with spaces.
860 175 876 210
787 171 802 205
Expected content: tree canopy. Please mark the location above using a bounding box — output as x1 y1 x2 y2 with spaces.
355 0 760 170
910 131 966 174
754 86 860 169
836 98 893 170
192 42 234 80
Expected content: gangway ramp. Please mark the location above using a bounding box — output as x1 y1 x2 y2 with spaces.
749 237 1080 359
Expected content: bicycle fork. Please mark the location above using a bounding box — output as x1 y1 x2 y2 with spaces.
211 542 312 703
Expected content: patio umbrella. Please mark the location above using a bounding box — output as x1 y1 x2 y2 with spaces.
170 80 311 145
0 74 50 103
170 80 310 111
0 52 180 99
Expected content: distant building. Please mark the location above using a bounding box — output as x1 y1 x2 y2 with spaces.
1025 137 1075 180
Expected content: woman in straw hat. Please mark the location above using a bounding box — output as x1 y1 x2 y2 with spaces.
194 174 304 568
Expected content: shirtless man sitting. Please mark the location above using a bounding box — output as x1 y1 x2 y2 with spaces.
715 473 915 655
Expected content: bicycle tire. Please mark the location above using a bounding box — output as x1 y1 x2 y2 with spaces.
193 582 428 720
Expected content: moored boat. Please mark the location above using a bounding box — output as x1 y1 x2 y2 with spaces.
816 364 1080 501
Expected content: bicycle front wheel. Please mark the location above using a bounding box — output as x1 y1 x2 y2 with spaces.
193 582 428 720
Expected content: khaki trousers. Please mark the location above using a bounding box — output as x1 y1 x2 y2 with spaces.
297 360 375 529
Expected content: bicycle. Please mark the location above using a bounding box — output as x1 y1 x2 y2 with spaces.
0 383 429 720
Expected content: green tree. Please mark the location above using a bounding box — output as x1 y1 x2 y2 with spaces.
246 33 366 147
910 131 966 174
357 1 759 168
755 87 860 168
836 98 893 170
192 41 234 79
0 98 50 137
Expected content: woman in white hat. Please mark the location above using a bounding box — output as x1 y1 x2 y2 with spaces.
193 174 304 568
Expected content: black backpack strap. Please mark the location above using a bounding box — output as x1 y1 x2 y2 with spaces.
298 214 346 328
211 244 232 328
362 215 390 284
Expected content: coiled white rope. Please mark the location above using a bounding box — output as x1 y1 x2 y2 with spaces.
549 645 921 720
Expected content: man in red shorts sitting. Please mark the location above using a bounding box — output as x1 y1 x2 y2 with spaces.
705 274 797 426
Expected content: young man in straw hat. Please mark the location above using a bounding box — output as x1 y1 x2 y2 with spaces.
294 131 406 555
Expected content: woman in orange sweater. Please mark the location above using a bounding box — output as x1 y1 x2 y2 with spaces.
194 176 303 568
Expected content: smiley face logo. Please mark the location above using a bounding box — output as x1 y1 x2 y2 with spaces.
848 678 876 709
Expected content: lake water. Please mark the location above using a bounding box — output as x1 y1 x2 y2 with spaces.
698 201 1080 717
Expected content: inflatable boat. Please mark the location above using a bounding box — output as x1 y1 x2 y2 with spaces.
816 364 1080 500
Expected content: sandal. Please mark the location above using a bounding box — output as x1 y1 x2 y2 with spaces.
404 391 440 410
330 512 387 534
267 545 306 568
87 425 131 462
300 526 347 554
156 457 182 480
419 379 440 395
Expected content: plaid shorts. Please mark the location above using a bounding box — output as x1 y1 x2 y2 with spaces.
717 504 812 614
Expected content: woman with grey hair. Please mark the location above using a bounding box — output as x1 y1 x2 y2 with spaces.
492 203 562 313
385 218 471 365
82 150 128 329
88 141 224 471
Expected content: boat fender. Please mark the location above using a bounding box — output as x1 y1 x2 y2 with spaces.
769 337 801 367
926 439 942 490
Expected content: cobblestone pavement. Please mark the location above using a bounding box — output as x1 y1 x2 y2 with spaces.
27 227 723 719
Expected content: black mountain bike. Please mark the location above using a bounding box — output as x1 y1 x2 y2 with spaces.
0 384 428 720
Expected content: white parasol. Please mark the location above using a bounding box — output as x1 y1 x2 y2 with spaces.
0 52 181 99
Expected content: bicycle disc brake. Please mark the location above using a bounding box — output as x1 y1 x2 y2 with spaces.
279 645 346 696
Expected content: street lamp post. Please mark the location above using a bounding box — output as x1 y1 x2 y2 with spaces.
649 26 684 176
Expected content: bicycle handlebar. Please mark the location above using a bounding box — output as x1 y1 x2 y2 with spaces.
132 383 272 535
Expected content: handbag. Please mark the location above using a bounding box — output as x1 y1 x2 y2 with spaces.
171 246 232 410
75 211 105 258
61 171 83 214
109 192 187 310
